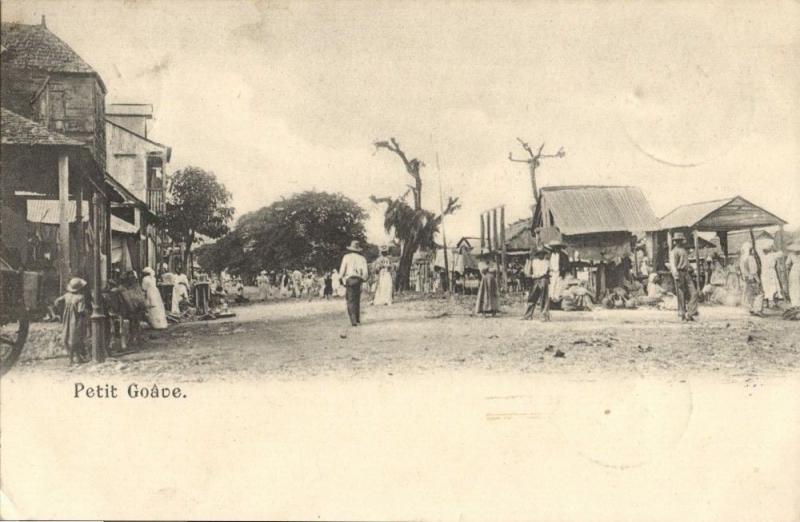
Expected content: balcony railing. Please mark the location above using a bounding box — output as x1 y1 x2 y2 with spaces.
147 188 166 215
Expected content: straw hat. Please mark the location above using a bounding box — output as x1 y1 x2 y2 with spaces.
547 239 565 248
672 232 687 242
346 240 362 253
67 277 87 292
142 267 155 276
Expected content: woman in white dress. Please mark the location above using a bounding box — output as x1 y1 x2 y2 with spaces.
785 243 800 306
760 244 783 308
372 246 394 306
141 267 167 329
331 268 345 297
171 267 191 314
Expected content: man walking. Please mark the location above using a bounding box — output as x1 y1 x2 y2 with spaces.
339 240 368 326
669 232 698 321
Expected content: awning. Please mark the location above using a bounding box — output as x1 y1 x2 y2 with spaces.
111 215 138 234
27 199 89 224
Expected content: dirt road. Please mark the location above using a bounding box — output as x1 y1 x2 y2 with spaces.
12 295 800 381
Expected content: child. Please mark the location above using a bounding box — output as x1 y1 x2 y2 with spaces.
54 277 89 364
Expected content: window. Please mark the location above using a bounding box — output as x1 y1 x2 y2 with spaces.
50 90 66 131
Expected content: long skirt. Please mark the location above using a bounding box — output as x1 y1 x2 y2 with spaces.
144 284 168 329
373 270 393 306
789 265 800 306
172 284 190 313
475 273 499 314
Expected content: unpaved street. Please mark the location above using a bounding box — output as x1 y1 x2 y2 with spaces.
11 295 800 381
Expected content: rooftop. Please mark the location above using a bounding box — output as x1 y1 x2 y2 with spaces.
538 185 661 235
1 107 84 147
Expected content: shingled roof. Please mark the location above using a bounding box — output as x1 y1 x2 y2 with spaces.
1 107 84 146
0 21 96 74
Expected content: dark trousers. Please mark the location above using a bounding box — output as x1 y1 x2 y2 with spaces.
523 277 550 319
345 276 362 325
673 270 698 319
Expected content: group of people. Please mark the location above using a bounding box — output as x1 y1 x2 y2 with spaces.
253 268 342 301
738 240 800 316
53 265 174 364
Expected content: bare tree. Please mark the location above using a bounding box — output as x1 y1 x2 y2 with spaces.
372 138 460 291
508 138 565 203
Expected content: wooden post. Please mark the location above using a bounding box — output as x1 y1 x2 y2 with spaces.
90 191 106 362
75 178 84 278
500 206 507 292
58 153 70 289
692 229 701 289
749 228 761 278
492 208 500 252
480 213 486 253
777 225 785 251
718 231 728 263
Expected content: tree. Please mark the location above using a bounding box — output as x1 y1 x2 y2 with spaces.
163 166 234 273
195 191 372 280
372 138 460 291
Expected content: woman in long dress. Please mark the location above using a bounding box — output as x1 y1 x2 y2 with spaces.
172 267 191 313
475 266 499 316
141 267 167 329
761 245 783 307
372 247 394 306
785 244 800 306
331 269 344 297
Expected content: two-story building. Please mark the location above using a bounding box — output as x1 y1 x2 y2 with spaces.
105 103 172 273
1 17 127 359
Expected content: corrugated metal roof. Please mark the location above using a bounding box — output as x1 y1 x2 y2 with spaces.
541 185 660 235
26 199 138 233
1 107 84 146
659 198 730 230
27 199 89 224
659 196 787 231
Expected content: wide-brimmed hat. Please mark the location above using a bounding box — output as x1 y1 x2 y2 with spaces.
260 270 267 275
672 232 687 242
142 267 155 276
547 239 565 248
346 240 362 252
67 277 87 292
533 244 551 256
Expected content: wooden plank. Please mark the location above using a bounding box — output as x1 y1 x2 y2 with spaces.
58 153 70 289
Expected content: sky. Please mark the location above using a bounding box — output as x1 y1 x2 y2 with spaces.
4 0 799 243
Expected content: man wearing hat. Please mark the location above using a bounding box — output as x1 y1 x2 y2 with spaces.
669 232 698 321
339 240 369 326
256 270 270 301
522 244 552 321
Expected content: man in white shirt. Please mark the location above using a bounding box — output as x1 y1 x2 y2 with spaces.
522 245 552 321
339 240 369 326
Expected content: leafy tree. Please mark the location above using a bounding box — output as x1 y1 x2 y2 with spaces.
196 191 372 280
163 166 234 273
371 138 460 291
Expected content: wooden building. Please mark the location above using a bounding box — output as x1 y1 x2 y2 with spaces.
531 185 661 297
1 18 121 360
656 195 788 286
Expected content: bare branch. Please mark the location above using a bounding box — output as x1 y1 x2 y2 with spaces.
369 195 394 206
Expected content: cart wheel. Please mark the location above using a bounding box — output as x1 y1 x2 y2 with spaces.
0 310 29 377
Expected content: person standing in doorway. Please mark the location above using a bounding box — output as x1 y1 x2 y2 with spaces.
339 240 368 326
669 232 698 321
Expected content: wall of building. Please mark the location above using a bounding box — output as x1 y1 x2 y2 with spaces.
106 122 166 201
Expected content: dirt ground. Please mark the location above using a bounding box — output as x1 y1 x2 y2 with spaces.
11 291 800 381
